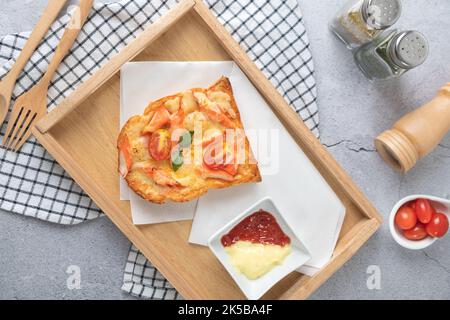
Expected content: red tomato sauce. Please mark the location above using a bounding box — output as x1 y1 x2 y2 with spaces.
221 210 291 247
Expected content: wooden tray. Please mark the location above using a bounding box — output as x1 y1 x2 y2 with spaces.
33 0 382 299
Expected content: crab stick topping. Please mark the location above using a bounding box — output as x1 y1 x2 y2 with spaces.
118 135 133 178
144 167 180 187
193 92 236 128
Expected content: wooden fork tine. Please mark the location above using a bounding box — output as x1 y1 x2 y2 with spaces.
2 106 21 146
2 106 26 148
10 124 34 152
5 109 30 150
9 111 37 151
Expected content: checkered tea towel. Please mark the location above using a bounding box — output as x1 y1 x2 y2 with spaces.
0 0 318 299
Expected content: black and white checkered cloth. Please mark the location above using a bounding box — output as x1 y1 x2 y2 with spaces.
0 0 318 299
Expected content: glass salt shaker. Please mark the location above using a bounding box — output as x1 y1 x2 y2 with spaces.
330 0 402 49
353 30 429 81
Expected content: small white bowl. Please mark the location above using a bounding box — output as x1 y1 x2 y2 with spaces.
207 197 311 300
389 194 450 250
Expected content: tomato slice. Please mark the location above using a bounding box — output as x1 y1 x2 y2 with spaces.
148 129 171 161
143 107 170 134
395 205 417 230
415 198 435 224
426 212 449 238
403 223 428 241
203 136 236 174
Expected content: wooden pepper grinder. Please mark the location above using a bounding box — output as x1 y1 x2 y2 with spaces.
375 83 450 173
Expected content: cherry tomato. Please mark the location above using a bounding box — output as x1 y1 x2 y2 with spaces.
148 129 171 161
426 213 449 238
395 206 417 230
415 198 434 224
403 223 428 241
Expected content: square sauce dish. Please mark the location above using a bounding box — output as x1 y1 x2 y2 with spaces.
207 197 311 300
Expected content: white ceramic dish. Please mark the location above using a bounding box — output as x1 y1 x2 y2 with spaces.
389 194 450 250
207 197 311 300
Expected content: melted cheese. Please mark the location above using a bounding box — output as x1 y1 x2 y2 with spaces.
130 135 150 162
203 127 222 143
183 111 207 131
164 97 180 114
224 241 291 280
173 171 197 187
181 91 198 114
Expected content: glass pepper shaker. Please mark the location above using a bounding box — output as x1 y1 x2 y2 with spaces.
353 30 429 81
330 0 402 49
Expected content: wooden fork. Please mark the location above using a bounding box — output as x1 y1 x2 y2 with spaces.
2 0 93 151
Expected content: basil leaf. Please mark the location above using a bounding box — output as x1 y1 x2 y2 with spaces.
172 131 194 171
178 131 192 149
171 148 183 172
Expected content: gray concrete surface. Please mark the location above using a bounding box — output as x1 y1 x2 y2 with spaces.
0 0 449 300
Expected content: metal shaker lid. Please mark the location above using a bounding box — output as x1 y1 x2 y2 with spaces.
362 0 402 30
389 31 429 69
